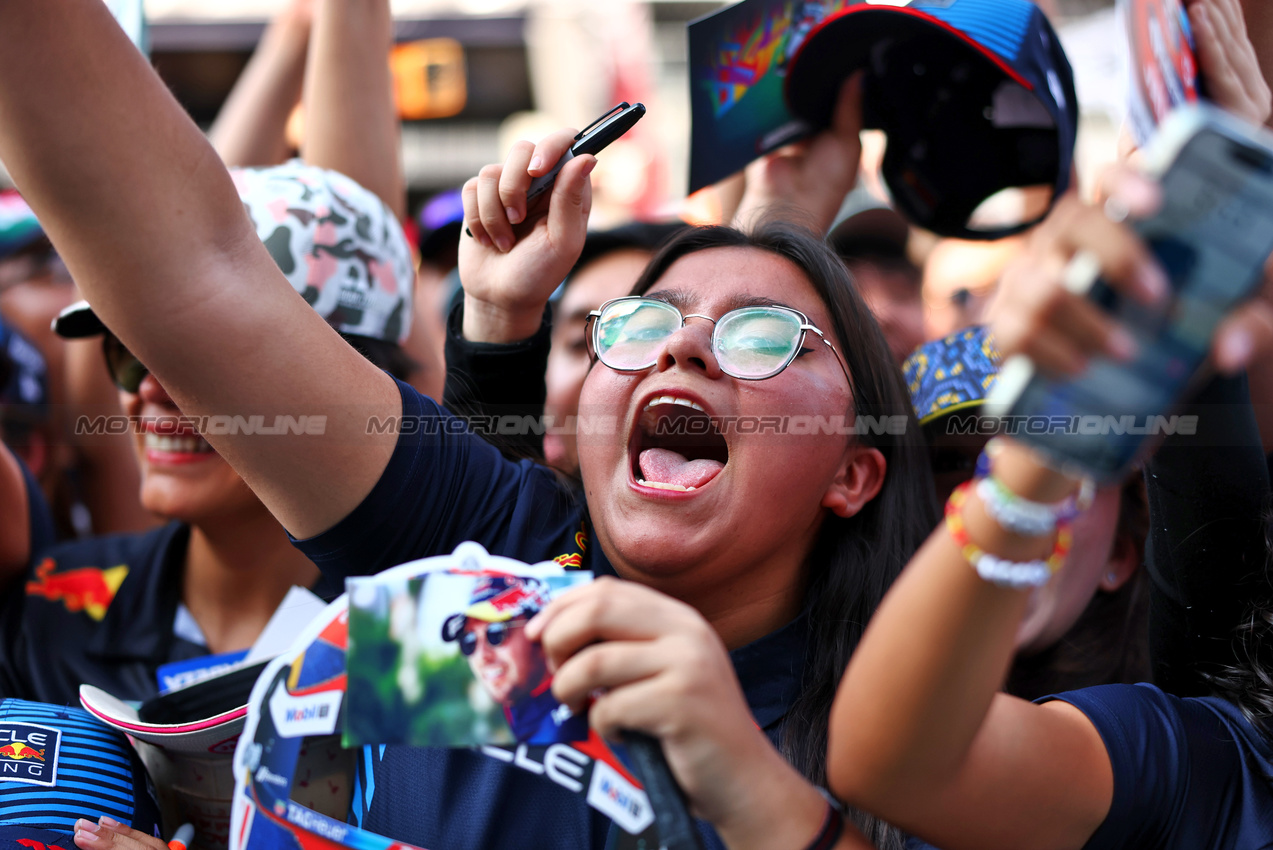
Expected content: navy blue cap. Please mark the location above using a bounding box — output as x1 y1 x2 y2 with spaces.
440 575 549 641
0 699 161 838
786 0 1078 240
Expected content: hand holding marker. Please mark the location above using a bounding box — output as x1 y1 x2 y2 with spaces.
167 824 194 850
464 102 646 237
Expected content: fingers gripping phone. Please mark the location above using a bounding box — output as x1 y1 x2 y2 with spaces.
987 104 1273 481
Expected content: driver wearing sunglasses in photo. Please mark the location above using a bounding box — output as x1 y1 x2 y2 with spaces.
0 162 415 705
441 575 589 745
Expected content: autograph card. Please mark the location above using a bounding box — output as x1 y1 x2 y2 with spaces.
1120 0 1200 146
345 567 592 748
687 0 855 193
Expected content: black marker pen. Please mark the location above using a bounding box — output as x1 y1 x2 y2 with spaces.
465 102 647 238
525 102 647 200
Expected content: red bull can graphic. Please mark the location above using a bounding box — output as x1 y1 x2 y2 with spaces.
0 722 60 786
26 558 129 622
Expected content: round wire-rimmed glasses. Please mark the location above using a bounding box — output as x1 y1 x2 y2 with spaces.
584 296 853 386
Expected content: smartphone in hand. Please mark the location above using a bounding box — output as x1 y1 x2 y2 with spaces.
988 104 1273 481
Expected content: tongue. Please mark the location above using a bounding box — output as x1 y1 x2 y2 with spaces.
638 448 723 490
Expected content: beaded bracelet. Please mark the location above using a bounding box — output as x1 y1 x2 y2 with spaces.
973 439 1096 536
946 481 1073 589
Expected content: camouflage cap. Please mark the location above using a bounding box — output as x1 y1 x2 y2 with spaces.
55 161 414 345
231 160 413 344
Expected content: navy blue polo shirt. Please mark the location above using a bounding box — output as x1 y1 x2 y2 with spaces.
0 523 205 704
17 454 55 566
293 379 810 849
1052 684 1273 849
908 683 1273 850
0 522 341 706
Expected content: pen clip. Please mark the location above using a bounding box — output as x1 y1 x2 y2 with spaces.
575 102 631 142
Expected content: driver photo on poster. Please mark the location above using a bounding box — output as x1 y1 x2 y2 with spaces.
345 568 592 748
440 575 591 745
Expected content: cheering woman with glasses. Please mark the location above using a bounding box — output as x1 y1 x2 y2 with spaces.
0 1 934 845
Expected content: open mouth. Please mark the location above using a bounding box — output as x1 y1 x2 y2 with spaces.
631 395 729 492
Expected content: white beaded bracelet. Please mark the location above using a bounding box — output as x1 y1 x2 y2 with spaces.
975 476 1062 536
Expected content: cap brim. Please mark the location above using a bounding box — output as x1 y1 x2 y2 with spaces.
917 397 989 428
463 602 515 623
79 680 251 753
52 300 107 339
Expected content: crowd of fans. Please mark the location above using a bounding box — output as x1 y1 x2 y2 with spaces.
0 0 1272 848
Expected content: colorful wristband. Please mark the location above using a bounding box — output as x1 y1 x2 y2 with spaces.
946 481 1073 589
974 439 1095 533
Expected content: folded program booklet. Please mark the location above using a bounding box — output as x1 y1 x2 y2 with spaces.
687 0 857 193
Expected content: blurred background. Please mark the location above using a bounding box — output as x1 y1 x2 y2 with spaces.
0 0 1126 224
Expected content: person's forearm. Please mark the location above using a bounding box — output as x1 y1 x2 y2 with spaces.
829 443 1070 807
460 290 548 343
0 0 403 542
301 0 404 221
714 757 875 850
0 0 261 367
209 0 312 168
442 300 548 461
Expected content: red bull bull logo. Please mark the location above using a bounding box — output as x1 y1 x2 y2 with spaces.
0 743 44 760
26 558 129 621
0 722 59 786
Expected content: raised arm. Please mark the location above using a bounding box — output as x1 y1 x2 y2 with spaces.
300 0 404 221
827 175 1181 849
0 0 398 539
208 0 313 168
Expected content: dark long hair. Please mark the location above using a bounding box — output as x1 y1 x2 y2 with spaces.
630 222 937 846
1206 514 1273 743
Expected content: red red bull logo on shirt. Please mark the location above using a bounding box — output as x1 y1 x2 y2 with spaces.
0 722 60 786
26 558 129 622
